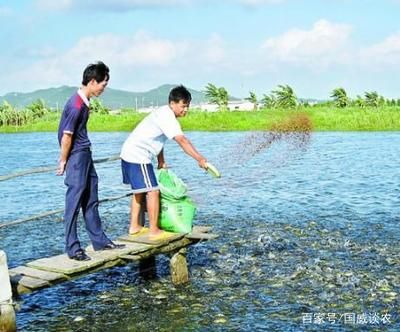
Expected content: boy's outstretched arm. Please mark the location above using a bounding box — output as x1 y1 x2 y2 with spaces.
174 135 207 169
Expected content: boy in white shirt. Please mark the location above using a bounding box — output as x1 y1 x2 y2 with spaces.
120 85 208 237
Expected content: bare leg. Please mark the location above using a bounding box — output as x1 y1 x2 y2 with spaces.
129 193 145 234
146 190 162 235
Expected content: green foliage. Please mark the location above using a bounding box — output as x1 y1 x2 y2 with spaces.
0 99 52 127
299 100 310 107
0 101 31 126
330 88 349 108
261 94 276 109
271 84 297 109
90 99 110 114
245 91 258 110
353 95 365 108
26 99 50 118
364 91 379 107
4 105 400 133
204 83 229 110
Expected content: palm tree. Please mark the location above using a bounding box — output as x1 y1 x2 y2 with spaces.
364 91 379 107
217 87 228 109
354 95 365 108
378 96 386 107
90 99 110 114
261 94 276 109
204 83 228 110
204 83 219 104
271 84 297 109
245 91 258 110
26 99 49 119
330 88 349 108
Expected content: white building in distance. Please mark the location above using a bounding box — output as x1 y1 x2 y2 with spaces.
199 100 255 112
135 100 256 113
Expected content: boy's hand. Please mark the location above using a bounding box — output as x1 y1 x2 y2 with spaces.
198 158 207 169
158 162 167 169
56 160 67 175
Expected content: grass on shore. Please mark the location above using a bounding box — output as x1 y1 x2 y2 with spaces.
0 107 399 133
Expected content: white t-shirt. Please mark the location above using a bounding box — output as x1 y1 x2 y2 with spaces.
120 105 184 163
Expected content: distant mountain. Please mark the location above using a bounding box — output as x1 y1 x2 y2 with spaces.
0 84 214 109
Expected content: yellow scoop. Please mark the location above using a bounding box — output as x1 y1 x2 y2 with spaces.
205 162 221 178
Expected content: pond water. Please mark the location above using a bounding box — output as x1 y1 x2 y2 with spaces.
0 131 399 331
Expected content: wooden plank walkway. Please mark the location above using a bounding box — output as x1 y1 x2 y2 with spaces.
9 226 218 295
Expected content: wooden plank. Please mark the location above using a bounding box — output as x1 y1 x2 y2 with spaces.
85 241 152 260
119 254 142 261
26 241 153 275
26 254 105 275
9 266 66 282
192 226 213 233
10 230 218 296
118 232 185 245
10 275 49 290
185 233 219 240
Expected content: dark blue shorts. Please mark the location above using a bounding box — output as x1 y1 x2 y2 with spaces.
121 160 159 193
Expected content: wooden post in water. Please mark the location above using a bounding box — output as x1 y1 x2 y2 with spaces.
170 248 189 285
0 251 16 332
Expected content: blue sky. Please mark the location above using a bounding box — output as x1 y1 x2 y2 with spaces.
1 0 400 99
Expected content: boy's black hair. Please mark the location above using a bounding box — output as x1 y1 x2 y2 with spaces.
82 61 110 86
169 85 192 104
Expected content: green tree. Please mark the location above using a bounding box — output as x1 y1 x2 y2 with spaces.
354 95 365 108
364 91 379 107
261 94 276 109
0 101 13 126
204 83 229 110
330 87 349 108
245 91 258 110
26 99 49 119
271 84 297 109
298 99 310 107
90 99 110 114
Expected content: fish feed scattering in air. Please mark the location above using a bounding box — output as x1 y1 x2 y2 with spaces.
231 113 313 164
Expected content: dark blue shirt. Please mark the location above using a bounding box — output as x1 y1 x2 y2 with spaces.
58 93 91 153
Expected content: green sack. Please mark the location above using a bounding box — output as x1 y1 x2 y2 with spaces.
156 169 187 201
158 197 196 233
156 169 196 233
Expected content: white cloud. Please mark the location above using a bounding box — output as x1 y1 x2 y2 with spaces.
261 19 353 66
360 32 400 66
88 0 190 11
35 0 190 11
2 31 230 93
239 0 285 5
36 0 73 11
34 0 288 12
7 23 400 98
24 47 58 59
66 31 178 67
202 34 226 63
